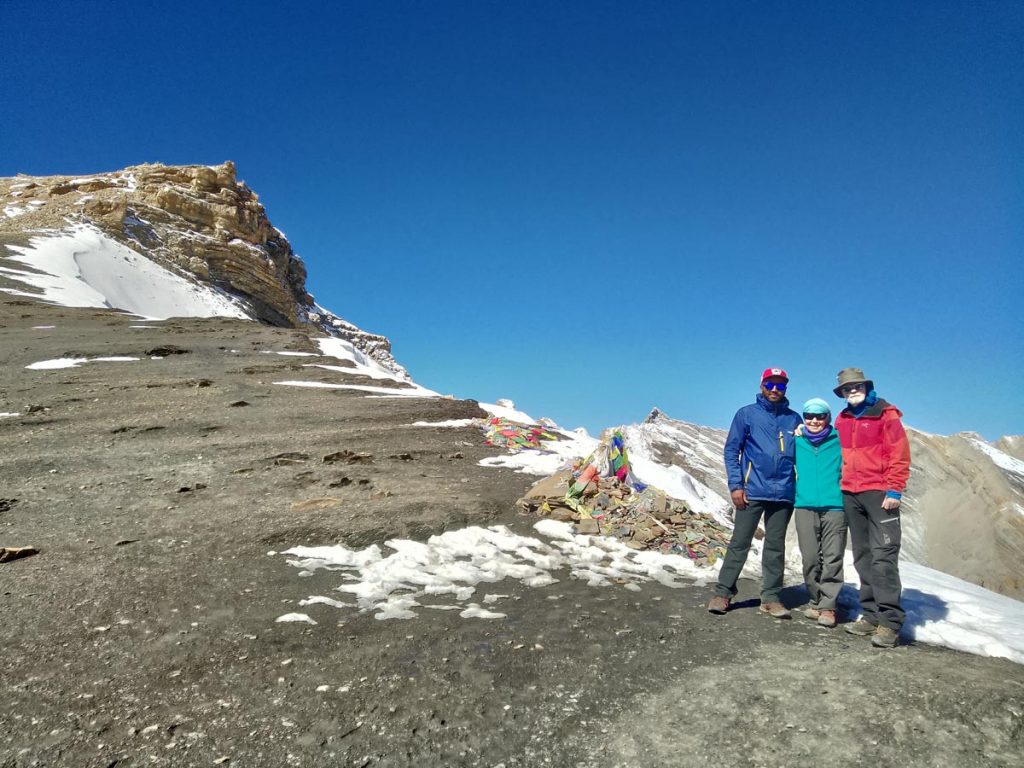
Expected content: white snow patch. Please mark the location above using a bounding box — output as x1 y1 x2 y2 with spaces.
274 381 439 398
0 412 20 418
32 325 56 329
275 613 317 625
281 522 708 624
315 337 406 382
0 224 251 320
407 419 478 428
26 356 139 370
478 400 536 423
478 424 598 476
459 604 507 619
279 522 1024 663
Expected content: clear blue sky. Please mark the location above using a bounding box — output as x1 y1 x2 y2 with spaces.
3 2 1022 439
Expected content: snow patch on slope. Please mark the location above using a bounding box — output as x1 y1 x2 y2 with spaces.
0 224 251 320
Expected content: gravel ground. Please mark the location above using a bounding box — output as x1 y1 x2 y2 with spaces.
1 293 1022 768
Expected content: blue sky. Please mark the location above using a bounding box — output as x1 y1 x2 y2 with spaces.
3 2 1022 439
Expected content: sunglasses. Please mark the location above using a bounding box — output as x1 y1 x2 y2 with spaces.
803 413 829 421
841 383 866 395
762 381 787 392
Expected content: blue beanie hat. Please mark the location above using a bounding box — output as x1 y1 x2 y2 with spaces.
801 397 831 415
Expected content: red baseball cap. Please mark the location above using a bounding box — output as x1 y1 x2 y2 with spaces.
760 367 789 383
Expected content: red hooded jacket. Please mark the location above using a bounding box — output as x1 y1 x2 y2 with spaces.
834 399 911 493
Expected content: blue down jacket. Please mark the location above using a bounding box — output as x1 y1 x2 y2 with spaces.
724 394 802 502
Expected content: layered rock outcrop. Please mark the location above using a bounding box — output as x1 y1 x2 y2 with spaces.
0 162 403 374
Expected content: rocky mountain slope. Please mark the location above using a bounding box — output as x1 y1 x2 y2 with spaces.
632 409 1024 599
0 161 403 374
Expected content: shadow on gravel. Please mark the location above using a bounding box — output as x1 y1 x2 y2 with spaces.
836 582 950 643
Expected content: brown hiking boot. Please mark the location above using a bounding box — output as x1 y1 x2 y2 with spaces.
871 625 899 648
817 609 837 628
803 607 821 620
707 596 731 614
844 618 877 636
758 601 792 619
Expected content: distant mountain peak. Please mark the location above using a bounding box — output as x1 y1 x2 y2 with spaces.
644 406 664 423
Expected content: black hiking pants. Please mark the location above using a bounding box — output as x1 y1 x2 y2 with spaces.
714 500 792 603
844 490 905 631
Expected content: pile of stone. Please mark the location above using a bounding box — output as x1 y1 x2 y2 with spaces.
517 470 734 566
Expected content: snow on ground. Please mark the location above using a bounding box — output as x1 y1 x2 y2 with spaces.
270 338 438 398
626 436 731 520
274 381 439 397
315 337 405 382
282 520 716 621
281 520 1024 664
275 613 317 625
477 399 536 423
407 419 478 428
25 356 141 370
0 224 250 320
474 400 600 476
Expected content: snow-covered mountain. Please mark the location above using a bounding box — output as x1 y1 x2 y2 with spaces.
0 162 405 376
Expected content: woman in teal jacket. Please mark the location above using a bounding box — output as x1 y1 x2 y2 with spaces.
794 398 847 628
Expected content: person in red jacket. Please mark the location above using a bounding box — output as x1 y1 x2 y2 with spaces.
832 367 911 648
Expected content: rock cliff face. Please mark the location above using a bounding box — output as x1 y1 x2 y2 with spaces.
0 162 403 374
631 409 1024 599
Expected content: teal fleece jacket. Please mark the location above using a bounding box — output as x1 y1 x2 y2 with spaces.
794 428 843 511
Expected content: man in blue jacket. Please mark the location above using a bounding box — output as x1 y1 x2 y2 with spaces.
708 367 802 619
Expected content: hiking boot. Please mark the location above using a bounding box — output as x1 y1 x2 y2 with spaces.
871 625 899 648
707 596 731 615
803 607 821 620
758 601 792 619
844 618 877 636
817 610 837 628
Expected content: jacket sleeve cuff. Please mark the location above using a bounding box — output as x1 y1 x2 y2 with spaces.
885 490 902 500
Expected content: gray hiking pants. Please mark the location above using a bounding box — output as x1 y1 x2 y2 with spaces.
844 490 905 631
714 500 793 602
794 508 848 611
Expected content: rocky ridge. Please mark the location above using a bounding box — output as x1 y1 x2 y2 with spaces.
0 161 404 375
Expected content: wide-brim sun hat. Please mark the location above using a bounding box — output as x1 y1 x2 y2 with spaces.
833 367 874 397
